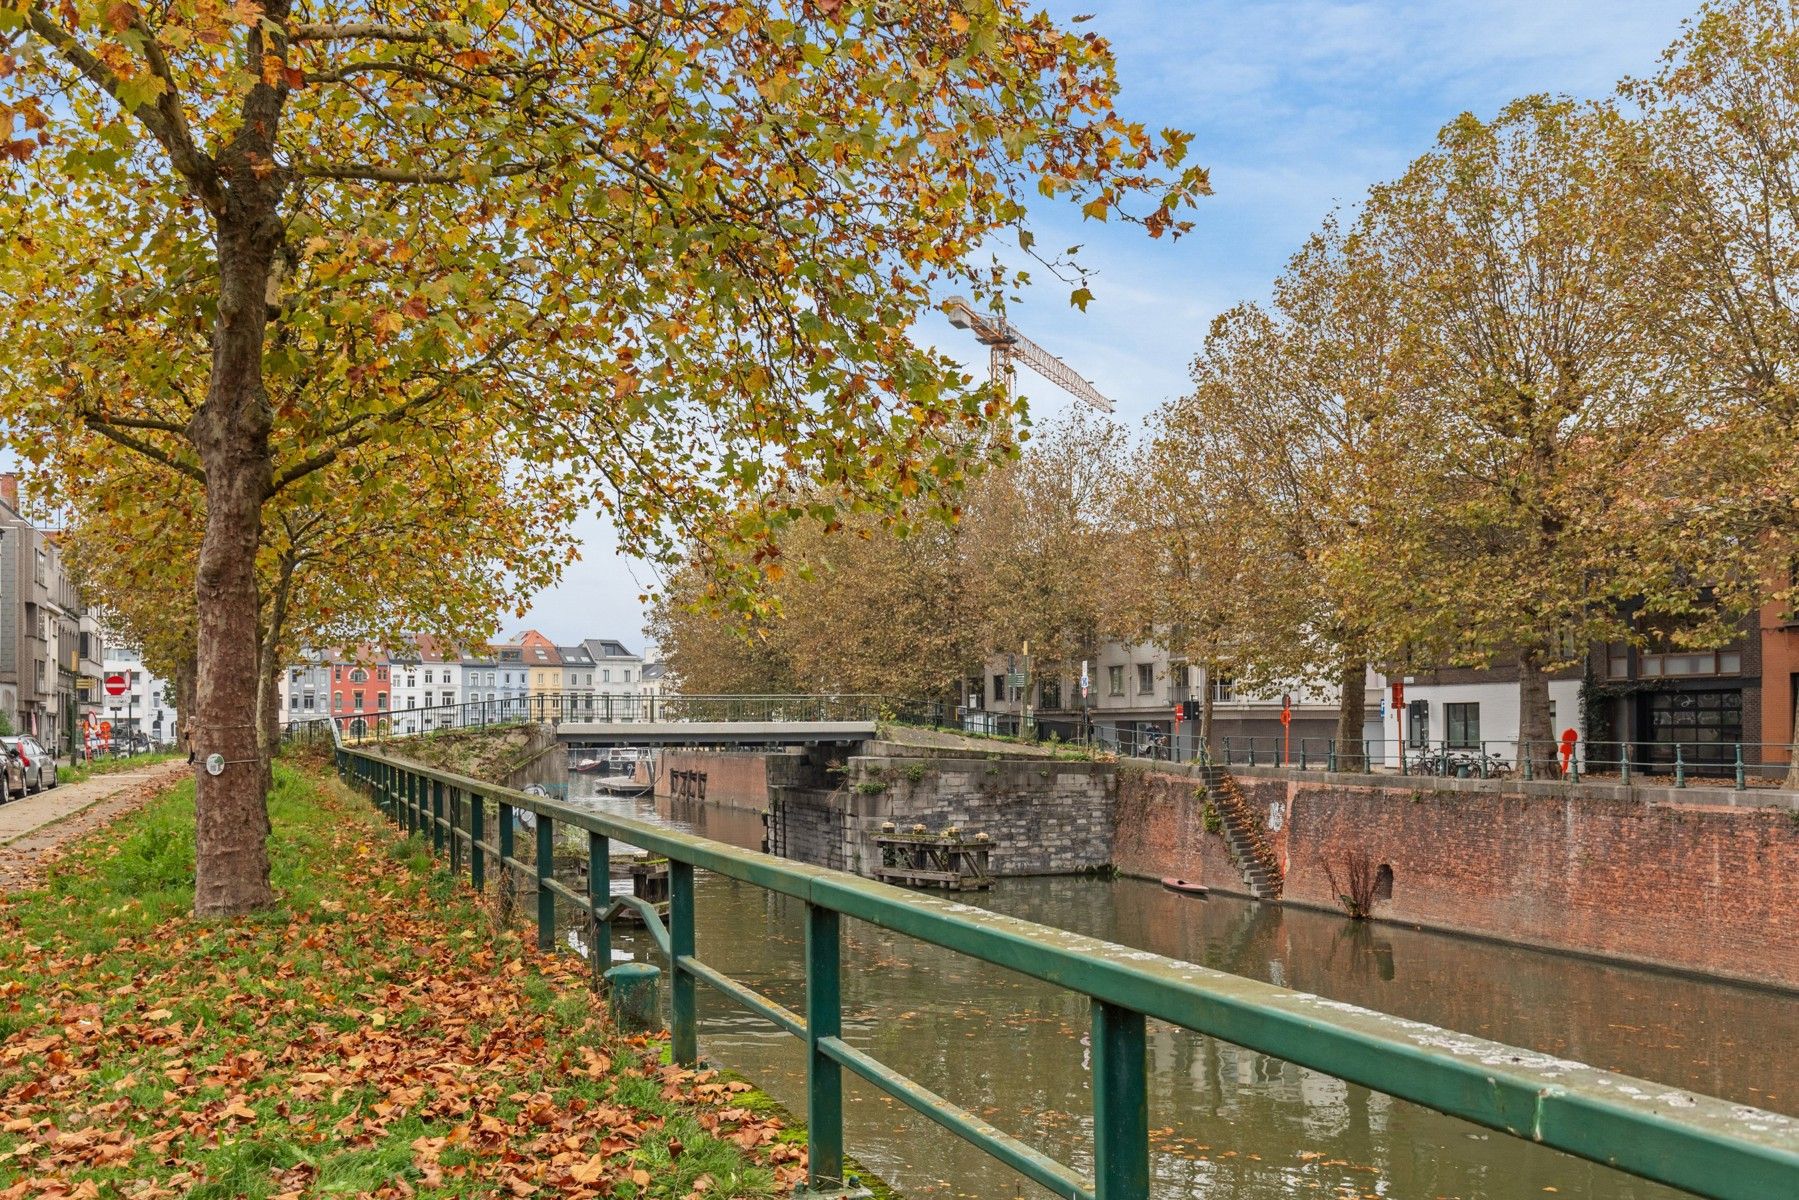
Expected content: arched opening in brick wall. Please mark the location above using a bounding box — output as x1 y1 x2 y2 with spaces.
1374 863 1394 901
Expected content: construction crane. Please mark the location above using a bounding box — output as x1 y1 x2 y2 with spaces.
944 295 1116 413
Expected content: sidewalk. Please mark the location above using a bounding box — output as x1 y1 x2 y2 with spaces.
0 759 189 891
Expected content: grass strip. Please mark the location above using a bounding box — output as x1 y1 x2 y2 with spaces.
0 757 805 1199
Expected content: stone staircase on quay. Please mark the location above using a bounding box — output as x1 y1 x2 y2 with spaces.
1197 764 1284 900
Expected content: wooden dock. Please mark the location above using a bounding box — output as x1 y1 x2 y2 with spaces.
872 831 993 891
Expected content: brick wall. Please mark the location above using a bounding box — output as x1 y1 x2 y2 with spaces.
1118 768 1799 989
1112 770 1256 896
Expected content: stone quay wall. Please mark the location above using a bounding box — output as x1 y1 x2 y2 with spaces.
768 755 1114 878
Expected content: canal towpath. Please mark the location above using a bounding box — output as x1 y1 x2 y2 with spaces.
0 758 188 891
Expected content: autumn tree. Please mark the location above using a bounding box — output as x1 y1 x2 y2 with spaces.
1625 0 1799 782
959 410 1122 685
651 508 972 707
0 0 1205 913
1102 414 1252 748
1353 96 1682 773
52 429 575 784
1146 222 1402 765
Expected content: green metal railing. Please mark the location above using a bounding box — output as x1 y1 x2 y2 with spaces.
332 741 1799 1200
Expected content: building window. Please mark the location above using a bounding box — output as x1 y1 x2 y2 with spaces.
1136 663 1154 695
290 668 300 684
1407 699 1428 748
1212 676 1236 702
353 690 364 709
349 667 368 683
289 694 298 710
442 692 455 706
1446 702 1480 749
334 691 344 711
405 675 416 688
377 694 388 710
623 669 632 682
424 670 434 684
603 669 612 683
1637 650 1742 678
1040 681 1061 710
1108 665 1124 696
992 673 1006 702
334 666 342 681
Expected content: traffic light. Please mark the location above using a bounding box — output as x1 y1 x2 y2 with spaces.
1179 699 1202 722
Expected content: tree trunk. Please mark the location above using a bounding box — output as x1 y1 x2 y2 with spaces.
1517 649 1558 778
1199 663 1215 756
190 217 279 917
1335 654 1367 772
256 552 298 802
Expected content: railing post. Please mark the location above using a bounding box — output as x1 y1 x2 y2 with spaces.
1675 744 1686 789
588 830 611 987
447 785 461 875
470 791 486 891
1523 740 1534 781
1091 1000 1149 1200
669 859 697 1064
805 903 844 1191
498 799 515 903
405 770 418 837
1735 742 1746 790
1621 741 1632 786
432 779 445 855
536 811 555 953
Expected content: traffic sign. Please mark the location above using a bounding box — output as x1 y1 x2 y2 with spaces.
99 720 112 737
104 673 128 697
1279 707 1292 728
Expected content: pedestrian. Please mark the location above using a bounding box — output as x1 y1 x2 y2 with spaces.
185 726 195 765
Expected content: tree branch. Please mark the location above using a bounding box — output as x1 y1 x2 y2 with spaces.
267 333 521 495
290 158 550 184
289 22 458 43
24 5 223 213
128 15 222 209
83 420 206 484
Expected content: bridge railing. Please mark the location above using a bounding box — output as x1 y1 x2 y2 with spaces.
331 740 1796 1200
284 692 945 746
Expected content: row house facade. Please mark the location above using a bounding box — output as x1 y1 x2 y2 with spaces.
0 475 98 753
278 632 663 732
970 639 1380 761
1395 602 1798 776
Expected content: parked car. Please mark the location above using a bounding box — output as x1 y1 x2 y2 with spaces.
0 746 23 800
1 736 56 795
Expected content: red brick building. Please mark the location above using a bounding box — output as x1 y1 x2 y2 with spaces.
329 647 392 737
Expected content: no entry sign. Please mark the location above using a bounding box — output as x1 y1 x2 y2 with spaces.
104 673 128 697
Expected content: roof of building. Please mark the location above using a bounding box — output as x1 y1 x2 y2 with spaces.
558 644 595 666
582 638 639 660
414 634 458 664
640 662 667 681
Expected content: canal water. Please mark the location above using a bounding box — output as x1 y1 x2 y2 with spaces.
561 773 1797 1200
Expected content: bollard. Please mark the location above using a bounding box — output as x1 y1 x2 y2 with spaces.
605 962 663 1033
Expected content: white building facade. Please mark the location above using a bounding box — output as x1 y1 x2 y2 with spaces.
99 646 178 747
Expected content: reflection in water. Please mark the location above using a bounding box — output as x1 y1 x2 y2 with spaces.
562 775 1797 1200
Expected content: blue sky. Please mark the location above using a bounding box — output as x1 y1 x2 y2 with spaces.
521 0 1701 653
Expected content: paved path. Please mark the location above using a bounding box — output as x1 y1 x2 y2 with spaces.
0 760 190 891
